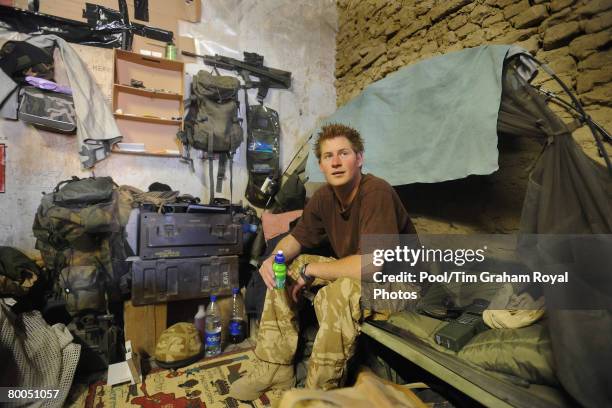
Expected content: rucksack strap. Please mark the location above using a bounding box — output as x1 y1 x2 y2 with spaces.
207 110 215 204
208 155 215 204
216 154 227 194
53 176 80 193
229 153 233 207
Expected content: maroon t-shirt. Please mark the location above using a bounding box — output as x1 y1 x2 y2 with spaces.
291 174 415 258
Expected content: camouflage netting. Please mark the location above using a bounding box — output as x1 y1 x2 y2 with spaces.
0 301 80 408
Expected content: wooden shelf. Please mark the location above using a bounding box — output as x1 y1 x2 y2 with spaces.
114 84 183 101
114 113 182 125
112 146 181 158
115 49 184 71
113 49 185 158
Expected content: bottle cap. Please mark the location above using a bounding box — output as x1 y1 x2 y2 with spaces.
242 223 258 233
232 287 239 295
274 250 285 264
210 295 217 302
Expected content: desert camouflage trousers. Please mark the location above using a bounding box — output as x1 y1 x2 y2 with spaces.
254 254 363 390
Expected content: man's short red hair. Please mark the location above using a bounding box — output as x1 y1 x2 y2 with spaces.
314 123 364 160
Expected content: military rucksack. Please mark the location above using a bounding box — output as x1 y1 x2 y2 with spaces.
180 71 243 153
33 177 121 255
178 70 244 203
32 176 128 316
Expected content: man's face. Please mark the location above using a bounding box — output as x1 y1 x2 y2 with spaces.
318 136 363 187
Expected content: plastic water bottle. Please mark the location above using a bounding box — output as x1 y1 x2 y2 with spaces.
242 223 258 247
229 288 246 344
204 295 222 357
273 250 287 289
194 304 206 343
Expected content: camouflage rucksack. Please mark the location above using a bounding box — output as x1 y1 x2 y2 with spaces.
179 71 243 154
33 177 120 259
32 176 128 316
178 70 244 203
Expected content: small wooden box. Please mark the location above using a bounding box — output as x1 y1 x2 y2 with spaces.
123 300 167 358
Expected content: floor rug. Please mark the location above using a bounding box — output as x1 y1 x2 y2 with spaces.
69 349 283 407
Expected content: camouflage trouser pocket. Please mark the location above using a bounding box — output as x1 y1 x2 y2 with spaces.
60 265 106 316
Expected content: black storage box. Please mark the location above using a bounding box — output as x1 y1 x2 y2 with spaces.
131 255 239 305
138 212 242 259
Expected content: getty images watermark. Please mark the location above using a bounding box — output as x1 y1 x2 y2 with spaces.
360 234 611 310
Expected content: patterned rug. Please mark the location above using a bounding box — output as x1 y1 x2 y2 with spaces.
68 349 283 408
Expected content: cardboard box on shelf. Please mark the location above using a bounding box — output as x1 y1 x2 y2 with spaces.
131 35 196 63
131 35 166 59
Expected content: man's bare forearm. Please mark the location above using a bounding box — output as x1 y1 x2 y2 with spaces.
270 234 302 262
307 254 361 280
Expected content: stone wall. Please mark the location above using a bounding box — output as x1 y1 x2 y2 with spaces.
335 0 611 233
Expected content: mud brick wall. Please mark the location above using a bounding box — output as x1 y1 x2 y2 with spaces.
335 0 611 233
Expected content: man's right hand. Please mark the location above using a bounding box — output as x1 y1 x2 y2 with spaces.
259 255 276 290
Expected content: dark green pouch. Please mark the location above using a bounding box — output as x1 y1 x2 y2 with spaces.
53 176 115 206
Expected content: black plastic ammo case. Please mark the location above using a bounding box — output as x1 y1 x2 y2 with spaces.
131 255 239 305
138 212 243 260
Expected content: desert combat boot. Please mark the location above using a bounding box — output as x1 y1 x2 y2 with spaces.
229 359 295 401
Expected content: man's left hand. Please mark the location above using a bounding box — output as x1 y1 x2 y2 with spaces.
291 276 307 303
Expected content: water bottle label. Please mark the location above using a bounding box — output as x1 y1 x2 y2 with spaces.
273 262 286 289
229 321 243 336
205 332 221 347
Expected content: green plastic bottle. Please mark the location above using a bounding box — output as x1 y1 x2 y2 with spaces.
273 250 287 289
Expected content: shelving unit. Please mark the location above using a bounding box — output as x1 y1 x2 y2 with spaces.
113 113 182 126
112 49 185 157
114 84 183 101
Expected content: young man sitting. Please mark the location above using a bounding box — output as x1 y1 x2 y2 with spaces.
230 123 416 400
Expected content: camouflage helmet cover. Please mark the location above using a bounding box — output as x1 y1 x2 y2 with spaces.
155 322 203 368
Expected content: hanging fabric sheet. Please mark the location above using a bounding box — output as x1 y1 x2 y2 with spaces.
305 45 512 185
